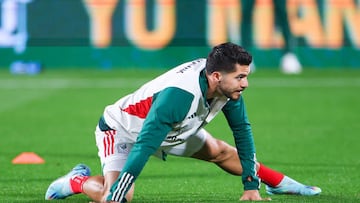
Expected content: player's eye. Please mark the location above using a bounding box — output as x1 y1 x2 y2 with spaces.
236 75 245 80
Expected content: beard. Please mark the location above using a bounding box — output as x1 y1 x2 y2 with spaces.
218 86 242 100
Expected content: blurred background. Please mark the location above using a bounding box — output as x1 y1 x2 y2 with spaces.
1 0 359 71
1 1 360 202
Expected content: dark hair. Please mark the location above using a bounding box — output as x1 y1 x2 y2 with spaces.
205 42 252 73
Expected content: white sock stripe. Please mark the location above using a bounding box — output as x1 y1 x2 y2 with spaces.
112 172 134 202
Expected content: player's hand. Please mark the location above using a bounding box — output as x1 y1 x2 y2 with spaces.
239 190 271 201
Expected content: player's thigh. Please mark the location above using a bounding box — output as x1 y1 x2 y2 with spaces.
164 128 208 157
95 126 135 200
95 125 133 173
189 130 234 161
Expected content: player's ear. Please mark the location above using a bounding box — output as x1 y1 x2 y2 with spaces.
212 71 222 83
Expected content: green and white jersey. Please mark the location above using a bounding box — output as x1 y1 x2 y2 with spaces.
103 58 227 147
105 58 259 202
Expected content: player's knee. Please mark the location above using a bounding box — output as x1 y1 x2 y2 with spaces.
209 139 235 163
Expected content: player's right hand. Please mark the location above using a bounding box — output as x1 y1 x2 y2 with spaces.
239 190 271 201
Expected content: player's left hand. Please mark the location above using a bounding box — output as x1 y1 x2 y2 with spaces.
239 190 271 201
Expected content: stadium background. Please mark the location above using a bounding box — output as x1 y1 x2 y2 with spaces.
1 0 360 69
1 1 360 202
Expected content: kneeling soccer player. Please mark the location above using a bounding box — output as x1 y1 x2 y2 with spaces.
45 42 321 202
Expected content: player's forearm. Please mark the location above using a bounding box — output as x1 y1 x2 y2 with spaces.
222 98 259 190
107 112 172 202
233 126 260 190
107 133 166 202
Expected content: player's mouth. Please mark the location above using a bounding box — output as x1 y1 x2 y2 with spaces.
236 89 243 94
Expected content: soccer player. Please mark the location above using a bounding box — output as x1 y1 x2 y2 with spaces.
241 0 302 74
45 42 320 202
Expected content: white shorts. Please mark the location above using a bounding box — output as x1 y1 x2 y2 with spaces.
95 125 208 174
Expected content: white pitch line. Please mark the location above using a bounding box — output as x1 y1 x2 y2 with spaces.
0 78 147 89
250 78 360 88
0 78 359 89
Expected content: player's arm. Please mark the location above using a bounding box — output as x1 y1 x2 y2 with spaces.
107 87 194 202
222 96 260 191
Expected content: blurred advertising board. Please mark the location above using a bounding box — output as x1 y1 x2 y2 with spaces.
0 0 359 69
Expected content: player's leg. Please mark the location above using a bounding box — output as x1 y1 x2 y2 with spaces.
82 168 135 202
274 0 292 53
190 129 243 175
45 126 135 201
45 167 135 201
163 128 243 175
83 127 135 202
274 0 302 74
45 163 91 200
176 129 321 196
240 0 256 72
240 0 255 51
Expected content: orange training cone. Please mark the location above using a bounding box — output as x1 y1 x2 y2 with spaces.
12 152 45 164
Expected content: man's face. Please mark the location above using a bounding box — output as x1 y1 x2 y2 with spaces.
216 63 250 100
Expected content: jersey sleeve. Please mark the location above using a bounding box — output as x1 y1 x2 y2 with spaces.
222 96 260 191
107 87 194 202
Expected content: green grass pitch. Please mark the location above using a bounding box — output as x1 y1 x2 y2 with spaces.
0 68 359 202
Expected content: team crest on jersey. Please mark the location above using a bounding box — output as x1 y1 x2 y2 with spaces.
116 143 130 154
